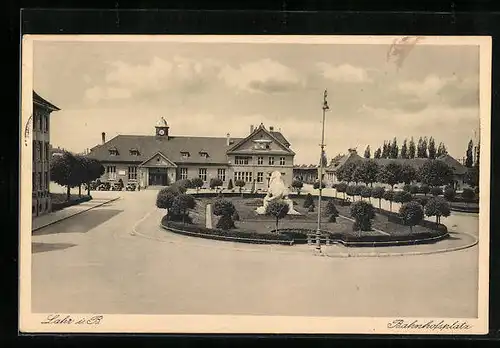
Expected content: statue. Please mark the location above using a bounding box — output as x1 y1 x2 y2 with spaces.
256 171 301 215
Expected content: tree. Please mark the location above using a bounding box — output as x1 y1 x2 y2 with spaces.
389 137 399 159
417 160 453 187
325 199 339 222
465 139 474 168
394 191 413 204
382 141 389 159
345 185 356 202
291 179 304 195
417 137 424 158
400 139 408 159
313 181 326 189
191 178 204 193
228 178 234 190
419 184 430 196
174 179 191 193
234 179 246 196
156 187 178 210
371 186 385 209
360 186 372 202
422 137 428 158
430 187 443 196
464 167 479 188
374 147 382 159
424 197 451 225
354 160 379 187
409 184 419 195
364 145 371 158
213 199 236 230
443 186 456 201
335 182 348 201
336 162 358 184
475 141 480 168
50 151 81 201
399 201 424 233
400 163 416 185
82 157 104 196
209 178 223 191
428 137 437 159
377 161 402 189
408 137 416 159
303 193 314 208
266 200 289 231
437 142 448 157
350 201 375 235
170 194 196 224
383 190 395 212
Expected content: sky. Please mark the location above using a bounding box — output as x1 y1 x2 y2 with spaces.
33 38 481 164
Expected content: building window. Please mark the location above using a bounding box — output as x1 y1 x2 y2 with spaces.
181 152 190 159
128 166 137 180
235 156 250 165
45 142 50 161
180 168 188 180
129 149 139 156
268 156 275 165
32 172 36 191
37 172 42 190
217 168 226 181
38 113 43 132
107 166 116 180
234 172 253 183
199 168 207 181
200 152 209 158
280 157 286 166
36 141 41 162
109 148 118 156
244 172 253 183
257 172 264 183
258 156 263 165
45 172 49 190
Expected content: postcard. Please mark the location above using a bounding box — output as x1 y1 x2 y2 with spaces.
20 35 491 334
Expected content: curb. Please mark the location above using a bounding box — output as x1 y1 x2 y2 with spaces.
32 197 121 232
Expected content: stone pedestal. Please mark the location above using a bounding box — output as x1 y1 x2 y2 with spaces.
206 204 213 229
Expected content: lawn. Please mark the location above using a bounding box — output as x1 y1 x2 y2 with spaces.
188 196 435 238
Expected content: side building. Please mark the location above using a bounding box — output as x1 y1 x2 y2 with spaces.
87 120 295 191
32 91 60 217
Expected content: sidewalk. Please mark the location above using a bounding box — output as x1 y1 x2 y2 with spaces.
32 194 121 232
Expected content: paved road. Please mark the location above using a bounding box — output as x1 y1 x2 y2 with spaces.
32 189 479 318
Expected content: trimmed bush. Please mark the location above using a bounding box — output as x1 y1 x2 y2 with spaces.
383 189 395 212
425 197 451 225
235 179 246 194
393 191 413 204
413 196 429 207
156 187 178 210
213 199 236 230
169 194 196 224
313 181 326 189
409 185 419 195
399 201 424 233
350 201 375 234
360 186 372 201
292 179 304 194
303 193 314 208
444 186 456 201
335 182 348 200
419 184 430 196
346 185 357 201
430 186 443 197
265 200 290 231
325 199 339 222
209 178 223 190
190 178 204 192
402 184 411 192
371 186 386 209
461 187 475 203
228 179 234 190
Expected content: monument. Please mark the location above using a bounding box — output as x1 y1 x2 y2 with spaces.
256 171 301 215
205 204 213 229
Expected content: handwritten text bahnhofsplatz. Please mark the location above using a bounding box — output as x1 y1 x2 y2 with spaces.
387 319 471 331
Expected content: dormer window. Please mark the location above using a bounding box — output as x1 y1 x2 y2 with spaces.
129 148 139 156
200 151 209 158
109 147 119 156
181 151 190 159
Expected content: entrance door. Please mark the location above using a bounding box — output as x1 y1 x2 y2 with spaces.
148 168 168 186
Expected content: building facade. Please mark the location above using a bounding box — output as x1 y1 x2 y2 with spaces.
292 164 319 184
87 120 295 191
32 91 60 217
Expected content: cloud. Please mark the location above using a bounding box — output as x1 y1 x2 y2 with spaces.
317 63 373 83
398 74 479 108
84 56 223 103
84 86 132 103
218 59 304 93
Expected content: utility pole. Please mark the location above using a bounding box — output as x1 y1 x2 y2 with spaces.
316 89 329 252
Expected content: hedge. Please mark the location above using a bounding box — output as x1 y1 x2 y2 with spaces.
51 195 92 212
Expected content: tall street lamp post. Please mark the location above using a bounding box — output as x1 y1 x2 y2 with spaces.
316 89 329 251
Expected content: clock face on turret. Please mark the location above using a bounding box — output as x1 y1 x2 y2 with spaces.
158 129 165 136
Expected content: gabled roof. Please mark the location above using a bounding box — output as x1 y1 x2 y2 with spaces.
139 151 177 167
227 124 295 155
33 91 60 111
436 154 468 175
87 135 242 164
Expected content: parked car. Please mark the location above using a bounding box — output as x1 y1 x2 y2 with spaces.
126 183 136 191
98 182 111 191
111 182 122 191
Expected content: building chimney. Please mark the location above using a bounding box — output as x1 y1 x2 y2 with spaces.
269 126 274 132
250 125 254 133
226 133 230 146
101 132 106 144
